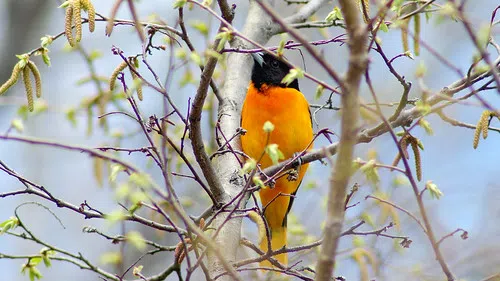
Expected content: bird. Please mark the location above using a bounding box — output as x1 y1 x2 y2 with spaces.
241 52 314 266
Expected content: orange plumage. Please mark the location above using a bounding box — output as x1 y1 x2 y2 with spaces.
241 53 313 266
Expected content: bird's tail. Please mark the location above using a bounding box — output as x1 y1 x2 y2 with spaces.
259 225 287 267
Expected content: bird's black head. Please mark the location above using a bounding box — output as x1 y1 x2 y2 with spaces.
251 53 299 91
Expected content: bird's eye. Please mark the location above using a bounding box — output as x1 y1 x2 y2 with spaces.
271 60 280 68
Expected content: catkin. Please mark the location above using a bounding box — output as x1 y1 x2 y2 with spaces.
22 66 34 112
411 141 422 181
73 0 83 43
65 5 74 47
248 211 266 245
399 134 410 159
109 61 128 91
106 0 123 36
27 61 42 98
481 111 490 139
401 20 410 53
87 0 96 32
0 63 21 95
130 68 143 101
359 0 370 23
93 157 103 187
391 153 402 169
413 13 421 56
472 120 481 149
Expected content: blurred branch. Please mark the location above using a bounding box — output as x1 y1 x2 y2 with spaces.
313 0 368 280
0 160 182 233
8 207 120 280
0 134 139 172
365 51 456 281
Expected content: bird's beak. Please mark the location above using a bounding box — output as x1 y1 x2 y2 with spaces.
251 52 265 67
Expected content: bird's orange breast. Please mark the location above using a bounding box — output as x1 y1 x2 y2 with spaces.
241 82 313 168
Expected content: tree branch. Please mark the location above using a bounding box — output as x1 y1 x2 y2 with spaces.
188 1 235 203
314 1 368 281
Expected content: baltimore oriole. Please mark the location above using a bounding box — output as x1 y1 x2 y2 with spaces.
241 53 313 266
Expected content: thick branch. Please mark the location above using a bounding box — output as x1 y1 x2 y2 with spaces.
188 1 234 203
314 1 368 281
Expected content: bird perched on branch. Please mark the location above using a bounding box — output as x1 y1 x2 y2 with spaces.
241 53 313 266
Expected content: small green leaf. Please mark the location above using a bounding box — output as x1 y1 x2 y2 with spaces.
241 158 257 175
418 119 433 135
392 174 410 187
130 191 148 204
16 55 29 69
41 36 53 48
88 50 103 61
360 212 375 227
252 176 265 189
359 159 379 184
33 100 48 115
281 68 304 86
133 265 144 276
439 2 457 19
379 21 389 32
179 69 194 87
105 209 127 223
391 0 405 13
115 183 130 199
190 21 209 36
304 180 317 190
126 231 146 250
214 28 232 52
190 52 203 66
325 6 343 22
58 1 71 8
42 52 51 67
426 180 443 199
262 121 275 133
265 144 284 165
109 164 125 182
396 130 405 137
477 24 491 49
28 266 43 281
11 118 24 133
277 35 287 56
474 63 490 75
40 248 56 267
404 50 414 60
315 85 324 100
416 139 424 150
175 48 187 60
128 202 142 214
65 107 77 127
173 0 187 9
129 173 152 188
352 236 365 247
30 257 43 267
0 216 19 234
100 252 122 265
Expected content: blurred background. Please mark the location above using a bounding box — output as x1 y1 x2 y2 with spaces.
0 0 499 280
